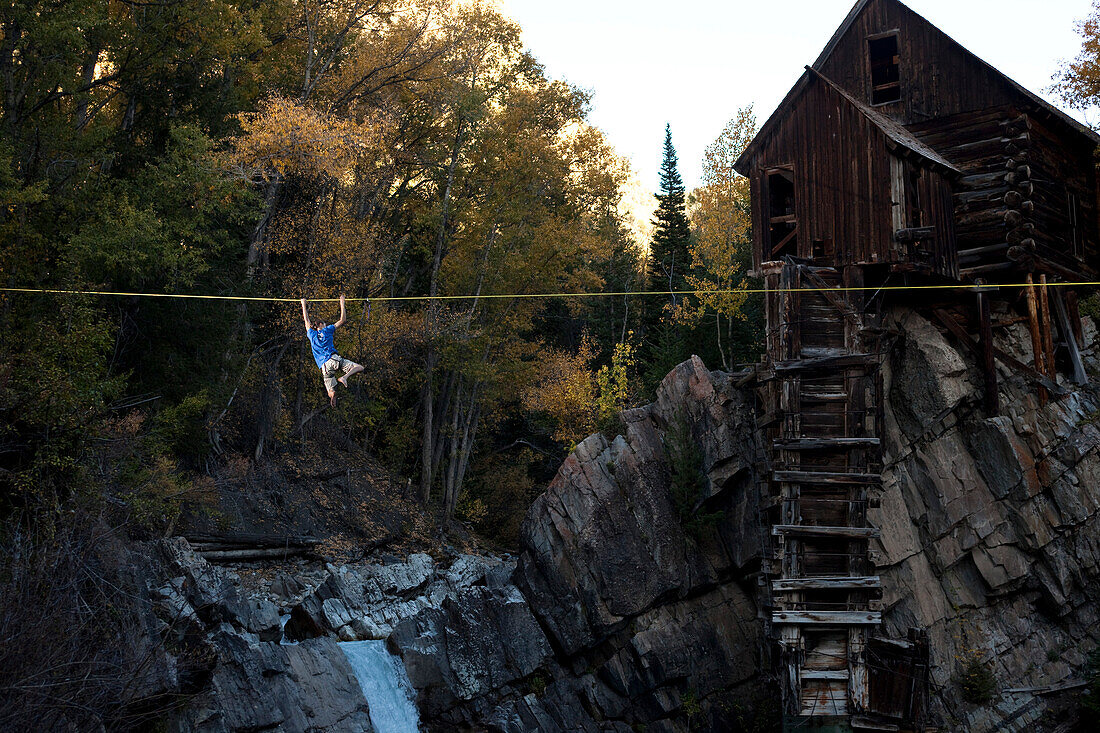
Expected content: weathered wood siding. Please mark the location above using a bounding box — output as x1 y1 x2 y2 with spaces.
748 77 956 276
817 0 1020 124
817 0 1100 277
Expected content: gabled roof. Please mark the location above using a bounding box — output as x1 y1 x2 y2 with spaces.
812 0 1100 146
733 67 960 175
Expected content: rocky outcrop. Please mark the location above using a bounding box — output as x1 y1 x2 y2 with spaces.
517 357 760 658
874 306 1100 731
145 306 1100 733
139 355 771 733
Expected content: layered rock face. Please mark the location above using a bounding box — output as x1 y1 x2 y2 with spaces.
876 306 1100 731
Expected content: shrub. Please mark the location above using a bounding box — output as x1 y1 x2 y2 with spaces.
665 410 722 540
0 516 192 730
1081 649 1100 715
955 657 997 704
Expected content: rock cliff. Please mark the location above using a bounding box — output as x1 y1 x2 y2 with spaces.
133 306 1100 732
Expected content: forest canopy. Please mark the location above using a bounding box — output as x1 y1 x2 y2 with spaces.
0 0 758 543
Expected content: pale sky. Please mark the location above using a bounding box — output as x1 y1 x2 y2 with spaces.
501 0 1096 192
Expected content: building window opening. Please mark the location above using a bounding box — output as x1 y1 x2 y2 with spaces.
1068 191 1083 259
767 168 797 259
906 167 923 228
868 34 901 105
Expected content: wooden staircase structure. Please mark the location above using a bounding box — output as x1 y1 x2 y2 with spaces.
756 259 886 723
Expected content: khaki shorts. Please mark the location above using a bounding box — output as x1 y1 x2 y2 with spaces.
320 355 361 393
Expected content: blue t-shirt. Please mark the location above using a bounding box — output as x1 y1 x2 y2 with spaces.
307 324 337 368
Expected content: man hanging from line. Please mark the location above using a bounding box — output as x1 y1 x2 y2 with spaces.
301 294 365 407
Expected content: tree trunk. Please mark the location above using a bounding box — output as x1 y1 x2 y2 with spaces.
419 369 434 503
444 386 480 525
420 117 466 502
247 177 283 277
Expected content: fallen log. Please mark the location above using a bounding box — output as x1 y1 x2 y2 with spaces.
197 547 318 562
184 531 322 549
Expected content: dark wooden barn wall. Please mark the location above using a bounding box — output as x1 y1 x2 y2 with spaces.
816 0 1020 125
814 0 1100 277
749 79 956 276
1026 114 1099 275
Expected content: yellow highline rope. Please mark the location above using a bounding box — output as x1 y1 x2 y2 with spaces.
0 281 1097 303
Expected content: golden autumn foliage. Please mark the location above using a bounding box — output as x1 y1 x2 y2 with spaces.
1053 1 1100 113
231 96 373 180
521 335 598 446
684 107 759 369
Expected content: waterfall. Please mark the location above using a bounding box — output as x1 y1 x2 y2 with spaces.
279 614 296 645
340 640 421 733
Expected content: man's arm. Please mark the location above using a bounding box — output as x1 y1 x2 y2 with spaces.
301 298 312 330
334 294 347 328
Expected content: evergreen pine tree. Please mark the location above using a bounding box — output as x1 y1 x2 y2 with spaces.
649 124 693 303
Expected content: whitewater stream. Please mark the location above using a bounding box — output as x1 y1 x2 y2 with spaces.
340 640 421 733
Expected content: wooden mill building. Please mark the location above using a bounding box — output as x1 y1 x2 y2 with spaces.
733 0 1098 729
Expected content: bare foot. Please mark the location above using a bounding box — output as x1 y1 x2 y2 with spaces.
329 392 337 407
338 376 349 388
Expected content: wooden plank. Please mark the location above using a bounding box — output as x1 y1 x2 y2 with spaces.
978 289 999 414
773 438 881 450
800 669 850 681
773 525 881 539
773 611 882 625
1039 274 1057 380
773 470 883 485
774 354 877 374
772 576 881 591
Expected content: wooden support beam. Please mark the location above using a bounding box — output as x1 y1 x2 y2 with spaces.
773 611 882 625
960 262 1017 277
770 226 798 258
1067 291 1083 343
197 547 317 562
771 576 881 591
773 470 883 485
1039 274 1057 381
893 226 936 243
1025 274 1048 406
977 288 999 414
1053 292 1088 385
772 525 880 539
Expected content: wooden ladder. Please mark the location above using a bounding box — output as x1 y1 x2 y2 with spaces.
758 261 884 721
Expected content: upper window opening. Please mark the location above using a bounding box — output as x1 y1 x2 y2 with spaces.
766 168 797 259
868 34 901 105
